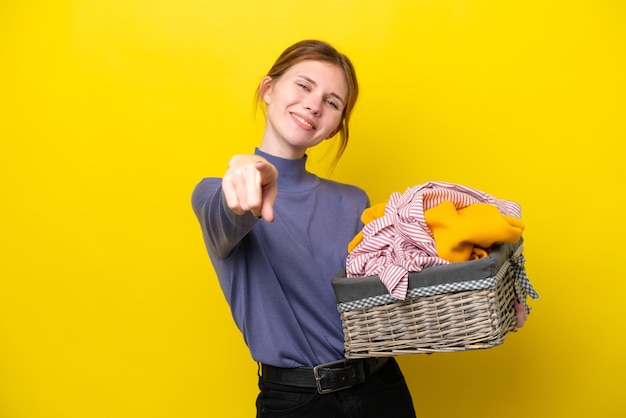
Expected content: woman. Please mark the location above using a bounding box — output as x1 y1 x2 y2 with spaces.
192 40 417 417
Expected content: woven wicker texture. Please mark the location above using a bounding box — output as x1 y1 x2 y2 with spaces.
340 262 518 357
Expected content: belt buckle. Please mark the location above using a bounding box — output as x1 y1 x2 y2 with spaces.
313 359 352 394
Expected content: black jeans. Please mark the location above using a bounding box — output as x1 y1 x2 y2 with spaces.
256 358 416 418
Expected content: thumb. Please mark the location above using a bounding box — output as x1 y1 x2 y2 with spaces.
260 182 277 222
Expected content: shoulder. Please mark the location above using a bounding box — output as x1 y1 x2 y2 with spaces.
318 178 369 204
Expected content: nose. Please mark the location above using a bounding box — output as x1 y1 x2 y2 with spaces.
304 99 320 115
305 105 319 115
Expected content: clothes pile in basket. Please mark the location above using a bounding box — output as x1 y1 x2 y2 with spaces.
346 181 528 300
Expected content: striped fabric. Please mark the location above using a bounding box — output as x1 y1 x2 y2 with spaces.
346 181 522 299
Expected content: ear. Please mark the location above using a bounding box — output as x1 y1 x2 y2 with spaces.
260 76 273 104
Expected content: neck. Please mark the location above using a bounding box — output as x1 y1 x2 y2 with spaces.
254 148 319 192
258 132 307 160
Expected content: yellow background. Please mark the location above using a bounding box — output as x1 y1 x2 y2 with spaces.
1 1 625 417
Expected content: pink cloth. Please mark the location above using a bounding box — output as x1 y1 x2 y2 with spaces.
345 181 522 299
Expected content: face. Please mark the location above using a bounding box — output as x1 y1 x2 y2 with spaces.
260 60 348 159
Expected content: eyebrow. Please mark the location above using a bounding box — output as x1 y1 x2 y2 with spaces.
298 75 346 105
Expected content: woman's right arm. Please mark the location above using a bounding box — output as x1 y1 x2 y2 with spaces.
191 154 278 258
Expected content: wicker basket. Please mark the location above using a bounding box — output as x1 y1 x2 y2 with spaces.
332 241 524 358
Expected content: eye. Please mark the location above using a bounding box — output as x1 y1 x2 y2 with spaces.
296 82 309 90
325 99 338 109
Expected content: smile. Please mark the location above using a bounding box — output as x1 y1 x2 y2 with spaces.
292 113 315 130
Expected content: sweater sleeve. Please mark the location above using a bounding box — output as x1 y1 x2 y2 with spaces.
191 178 259 259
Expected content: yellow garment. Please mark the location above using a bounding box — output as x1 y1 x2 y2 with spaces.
347 202 386 253
424 200 525 262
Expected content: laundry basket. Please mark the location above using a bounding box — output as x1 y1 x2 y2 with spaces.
332 241 528 358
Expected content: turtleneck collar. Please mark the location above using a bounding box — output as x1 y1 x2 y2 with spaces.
255 148 320 192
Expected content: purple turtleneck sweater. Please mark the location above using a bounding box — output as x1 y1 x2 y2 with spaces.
191 149 369 368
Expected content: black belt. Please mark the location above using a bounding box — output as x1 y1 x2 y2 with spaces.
260 357 390 394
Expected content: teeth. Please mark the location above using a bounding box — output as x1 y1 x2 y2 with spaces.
293 114 313 128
